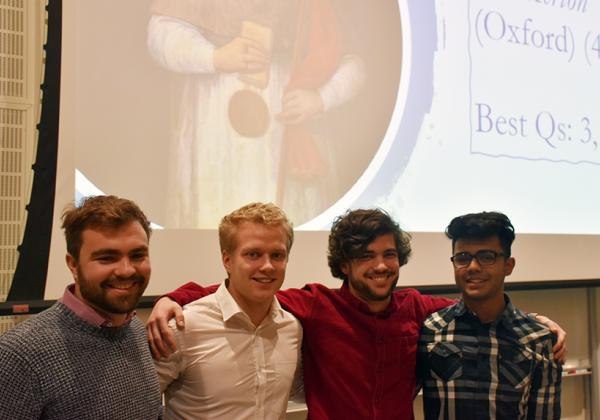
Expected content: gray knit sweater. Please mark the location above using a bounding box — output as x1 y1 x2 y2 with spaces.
0 302 162 419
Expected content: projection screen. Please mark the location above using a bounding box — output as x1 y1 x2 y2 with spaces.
45 0 600 300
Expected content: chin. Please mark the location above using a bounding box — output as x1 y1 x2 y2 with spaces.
370 290 393 301
464 291 491 301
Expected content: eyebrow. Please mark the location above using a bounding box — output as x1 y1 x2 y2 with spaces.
89 246 149 258
454 249 500 254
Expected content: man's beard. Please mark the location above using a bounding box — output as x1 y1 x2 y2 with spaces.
77 266 148 315
348 274 398 303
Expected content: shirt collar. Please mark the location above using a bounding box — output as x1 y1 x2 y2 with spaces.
215 280 286 324
59 284 135 328
454 294 520 328
339 281 397 317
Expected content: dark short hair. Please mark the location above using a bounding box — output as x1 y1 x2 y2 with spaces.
445 211 515 256
61 195 151 261
328 209 411 281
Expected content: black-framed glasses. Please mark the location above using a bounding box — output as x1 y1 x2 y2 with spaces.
450 250 506 268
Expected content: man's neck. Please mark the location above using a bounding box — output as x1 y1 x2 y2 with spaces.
463 294 506 324
73 287 127 327
346 282 392 313
365 298 391 314
244 303 272 327
225 285 273 327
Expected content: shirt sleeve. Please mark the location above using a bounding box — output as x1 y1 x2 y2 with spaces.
288 340 305 404
415 330 431 397
0 346 43 418
318 54 366 112
276 285 318 323
164 282 219 306
414 292 456 323
527 336 562 420
153 321 187 393
147 15 216 74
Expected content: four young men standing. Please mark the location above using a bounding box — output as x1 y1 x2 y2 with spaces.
0 195 564 419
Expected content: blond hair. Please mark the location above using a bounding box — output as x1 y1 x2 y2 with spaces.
219 202 293 253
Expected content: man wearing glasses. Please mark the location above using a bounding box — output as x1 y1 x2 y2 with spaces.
418 212 561 419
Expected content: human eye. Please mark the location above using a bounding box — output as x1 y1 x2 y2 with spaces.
356 252 372 261
245 250 260 259
271 250 287 261
129 249 148 262
453 252 472 266
477 250 497 265
384 250 399 259
95 254 117 264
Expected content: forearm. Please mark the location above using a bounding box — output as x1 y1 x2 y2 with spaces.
147 15 215 74
164 282 218 306
319 54 366 112
428 295 457 314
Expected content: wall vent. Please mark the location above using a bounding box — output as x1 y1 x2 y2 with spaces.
0 0 41 325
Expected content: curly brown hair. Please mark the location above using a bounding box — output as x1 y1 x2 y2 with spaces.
61 195 151 261
328 209 411 281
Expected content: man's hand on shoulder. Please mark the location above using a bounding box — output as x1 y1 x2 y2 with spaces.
146 297 184 360
535 314 567 364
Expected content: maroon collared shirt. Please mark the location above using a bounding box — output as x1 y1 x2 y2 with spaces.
169 282 453 420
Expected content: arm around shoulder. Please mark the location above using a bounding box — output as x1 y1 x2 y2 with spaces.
412 290 456 320
167 281 218 306
276 284 322 322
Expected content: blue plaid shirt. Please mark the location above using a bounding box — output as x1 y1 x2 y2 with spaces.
417 296 561 420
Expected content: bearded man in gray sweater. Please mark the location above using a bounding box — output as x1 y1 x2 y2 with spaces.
0 195 162 419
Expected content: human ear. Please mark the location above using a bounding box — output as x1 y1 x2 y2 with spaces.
341 262 350 276
65 254 78 281
504 257 516 276
221 250 232 274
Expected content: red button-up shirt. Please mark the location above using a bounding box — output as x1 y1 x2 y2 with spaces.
168 282 453 420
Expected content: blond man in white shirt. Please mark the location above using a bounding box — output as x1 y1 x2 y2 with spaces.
154 203 303 419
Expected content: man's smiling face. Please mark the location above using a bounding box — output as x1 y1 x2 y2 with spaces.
222 221 288 311
452 235 515 306
67 221 151 325
342 233 400 309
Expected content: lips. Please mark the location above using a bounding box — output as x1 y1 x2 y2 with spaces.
367 272 394 284
252 277 276 284
466 277 487 283
464 277 489 288
106 281 137 290
103 275 145 291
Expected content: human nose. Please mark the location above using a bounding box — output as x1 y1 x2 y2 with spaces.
465 256 482 272
373 256 387 271
259 256 275 272
114 258 136 277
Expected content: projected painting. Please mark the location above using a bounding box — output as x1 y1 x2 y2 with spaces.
72 0 404 228
68 0 600 234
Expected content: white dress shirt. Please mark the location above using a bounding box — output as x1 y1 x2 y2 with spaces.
155 283 303 420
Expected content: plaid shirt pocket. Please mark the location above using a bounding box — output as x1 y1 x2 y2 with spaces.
498 346 534 389
427 342 463 382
